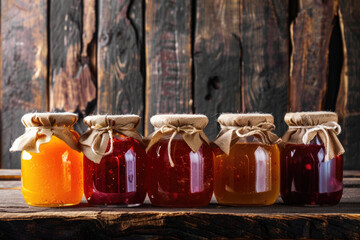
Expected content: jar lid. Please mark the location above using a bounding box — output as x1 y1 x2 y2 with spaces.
83 114 140 128
282 111 344 161
80 114 143 164
284 111 338 126
150 114 208 129
22 112 78 128
147 114 209 167
213 113 279 155
218 113 274 126
10 112 80 153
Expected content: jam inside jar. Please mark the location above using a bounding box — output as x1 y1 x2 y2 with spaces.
84 134 146 206
21 136 84 207
280 136 343 205
213 136 280 206
147 135 214 207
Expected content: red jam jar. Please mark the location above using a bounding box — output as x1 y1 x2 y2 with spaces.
80 115 146 206
146 114 214 207
280 112 345 205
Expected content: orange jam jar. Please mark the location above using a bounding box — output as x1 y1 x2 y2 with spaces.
10 113 83 207
212 113 280 206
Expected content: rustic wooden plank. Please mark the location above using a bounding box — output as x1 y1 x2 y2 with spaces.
97 0 144 133
0 170 21 180
49 0 96 133
83 0 97 88
1 0 48 168
193 0 241 140
0 210 359 239
289 0 336 111
240 0 289 136
336 0 360 170
344 171 360 178
145 0 192 135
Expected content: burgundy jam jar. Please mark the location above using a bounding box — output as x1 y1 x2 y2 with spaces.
146 114 214 207
80 115 146 206
280 112 345 205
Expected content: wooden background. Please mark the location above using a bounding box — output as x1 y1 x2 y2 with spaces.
1 0 359 169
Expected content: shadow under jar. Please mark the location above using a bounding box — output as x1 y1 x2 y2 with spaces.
146 114 214 207
212 113 280 206
10 113 83 207
80 115 146 206
280 112 345 206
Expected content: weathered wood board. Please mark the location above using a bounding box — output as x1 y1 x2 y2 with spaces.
240 0 289 136
336 0 360 169
97 0 144 133
194 0 241 140
1 0 48 168
50 0 96 133
0 174 359 239
145 0 193 135
289 0 336 111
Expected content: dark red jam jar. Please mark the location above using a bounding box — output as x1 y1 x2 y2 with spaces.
146 114 214 207
80 115 146 206
280 112 345 205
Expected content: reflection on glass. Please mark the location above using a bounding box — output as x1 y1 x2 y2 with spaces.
254 146 270 193
190 151 204 193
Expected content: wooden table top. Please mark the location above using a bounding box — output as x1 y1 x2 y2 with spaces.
0 170 359 239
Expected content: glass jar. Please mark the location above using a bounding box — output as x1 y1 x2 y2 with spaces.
11 113 83 207
212 113 280 206
83 134 146 206
281 136 343 205
146 114 213 207
213 136 280 206
80 115 146 206
280 111 344 205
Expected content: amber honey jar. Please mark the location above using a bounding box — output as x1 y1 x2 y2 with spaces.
281 112 345 205
10 113 83 207
146 114 214 207
212 113 281 206
80 115 146 206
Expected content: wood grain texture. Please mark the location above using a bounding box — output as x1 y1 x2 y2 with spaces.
194 0 241 140
240 0 289 136
336 0 360 169
50 0 96 133
290 0 336 111
0 211 359 239
0 176 359 238
1 0 48 168
98 0 144 133
145 0 192 135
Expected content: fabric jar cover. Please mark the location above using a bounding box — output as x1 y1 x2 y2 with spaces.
79 115 143 164
146 114 210 167
10 112 80 153
282 111 344 161
212 113 280 155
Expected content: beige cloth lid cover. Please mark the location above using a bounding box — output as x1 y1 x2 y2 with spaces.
10 112 80 153
213 113 280 155
79 115 143 163
146 114 210 167
282 111 344 161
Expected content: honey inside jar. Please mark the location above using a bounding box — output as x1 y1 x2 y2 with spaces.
213 142 280 206
21 136 83 207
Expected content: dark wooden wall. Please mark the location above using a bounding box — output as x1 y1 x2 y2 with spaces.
1 0 359 169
